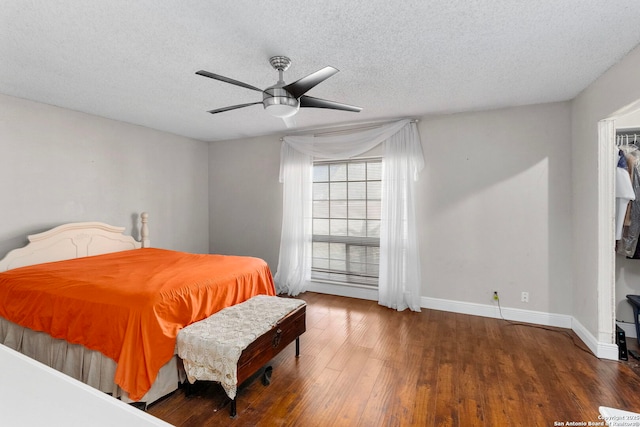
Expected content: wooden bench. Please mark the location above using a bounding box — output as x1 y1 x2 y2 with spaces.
176 295 306 417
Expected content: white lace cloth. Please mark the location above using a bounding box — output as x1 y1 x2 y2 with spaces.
176 295 305 399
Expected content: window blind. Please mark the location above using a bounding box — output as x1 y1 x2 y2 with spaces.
311 158 381 286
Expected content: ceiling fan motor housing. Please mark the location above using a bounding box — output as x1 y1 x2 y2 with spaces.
263 85 299 117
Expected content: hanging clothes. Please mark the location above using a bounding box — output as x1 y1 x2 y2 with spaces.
616 149 635 241
618 145 640 256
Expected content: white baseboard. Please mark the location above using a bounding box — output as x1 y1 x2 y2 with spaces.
304 285 618 360
307 281 378 301
419 296 573 328
420 295 618 360
573 317 619 360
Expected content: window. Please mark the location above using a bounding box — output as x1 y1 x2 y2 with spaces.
311 158 381 286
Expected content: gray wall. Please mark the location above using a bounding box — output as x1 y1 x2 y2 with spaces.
208 101 574 315
571 44 640 339
0 93 210 256
208 135 283 270
418 102 572 313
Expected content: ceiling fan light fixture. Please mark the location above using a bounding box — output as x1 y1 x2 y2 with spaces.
263 86 300 118
265 102 299 118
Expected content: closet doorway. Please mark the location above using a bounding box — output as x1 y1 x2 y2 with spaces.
614 109 640 341
599 101 640 353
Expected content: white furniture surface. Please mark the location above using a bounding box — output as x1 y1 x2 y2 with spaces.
599 406 640 427
0 344 173 427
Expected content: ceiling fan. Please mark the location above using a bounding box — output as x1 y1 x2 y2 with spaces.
196 56 362 127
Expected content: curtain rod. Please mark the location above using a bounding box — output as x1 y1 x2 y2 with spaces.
280 119 419 141
617 128 640 135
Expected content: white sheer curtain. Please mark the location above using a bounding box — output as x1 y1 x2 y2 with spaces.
379 122 424 311
272 143 313 296
274 119 424 311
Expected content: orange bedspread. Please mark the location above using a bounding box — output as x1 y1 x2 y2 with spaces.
0 248 275 400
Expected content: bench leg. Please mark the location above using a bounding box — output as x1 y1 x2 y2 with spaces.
183 380 194 397
226 331 302 418
262 366 273 386
230 398 237 418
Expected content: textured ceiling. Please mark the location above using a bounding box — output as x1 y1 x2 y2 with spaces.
2 1 640 142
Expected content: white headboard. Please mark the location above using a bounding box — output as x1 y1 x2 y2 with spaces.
0 212 150 272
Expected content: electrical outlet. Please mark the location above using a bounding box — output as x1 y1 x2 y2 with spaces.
493 291 499 301
521 292 529 303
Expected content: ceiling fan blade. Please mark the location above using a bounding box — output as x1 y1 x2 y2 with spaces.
207 102 263 114
282 116 297 128
299 95 362 112
196 70 263 93
283 66 339 99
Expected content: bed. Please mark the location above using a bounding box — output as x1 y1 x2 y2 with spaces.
0 213 276 406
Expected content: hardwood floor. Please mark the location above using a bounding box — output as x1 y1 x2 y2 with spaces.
147 292 640 426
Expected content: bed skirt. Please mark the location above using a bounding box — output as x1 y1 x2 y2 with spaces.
0 316 184 405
